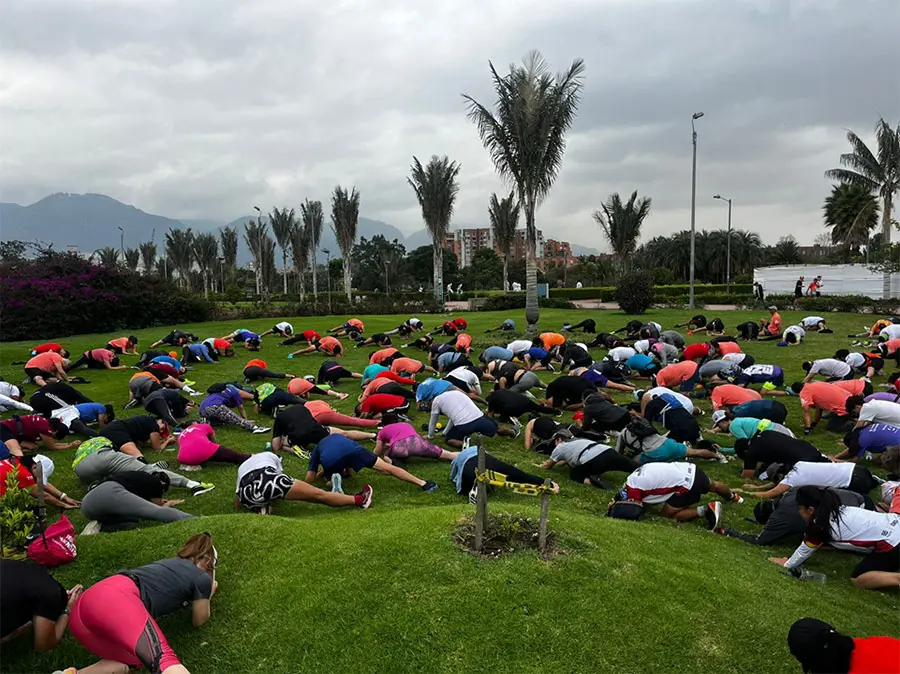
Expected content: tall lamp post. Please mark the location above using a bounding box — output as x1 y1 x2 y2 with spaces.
713 194 733 292
253 206 263 296
689 111 704 309
322 248 332 314
117 226 124 262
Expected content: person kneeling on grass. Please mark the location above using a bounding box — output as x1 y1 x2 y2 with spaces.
305 399 380 429
80 471 195 535
450 442 558 503
242 358 295 382
428 389 517 448
769 486 900 591
236 450 372 515
306 433 438 494
288 375 349 401
735 460 880 500
0 414 79 457
66 348 128 372
616 416 725 465
176 423 251 471
289 335 344 358
270 404 376 457
607 462 743 527
787 617 900 674
541 428 638 488
317 359 363 385
182 342 216 364
59 533 219 674
355 394 412 420
375 422 457 464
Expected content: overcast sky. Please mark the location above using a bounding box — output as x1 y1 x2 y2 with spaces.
1 0 897 249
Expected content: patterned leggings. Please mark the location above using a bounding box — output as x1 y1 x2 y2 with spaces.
201 404 255 430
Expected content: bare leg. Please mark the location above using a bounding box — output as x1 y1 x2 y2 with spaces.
3 439 23 456
686 448 720 460
74 660 130 674
661 504 700 521
163 666 191 674
709 479 736 500
439 450 458 461
851 571 900 590
372 457 425 487
496 427 517 437
119 442 144 458
447 438 464 448
285 479 359 507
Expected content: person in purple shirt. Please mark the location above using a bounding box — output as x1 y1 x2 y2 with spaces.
838 423 900 461
864 391 900 404
199 385 269 434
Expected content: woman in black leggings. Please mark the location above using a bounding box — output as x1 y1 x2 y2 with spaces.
242 360 295 382
562 318 596 333
452 450 556 501
143 387 193 427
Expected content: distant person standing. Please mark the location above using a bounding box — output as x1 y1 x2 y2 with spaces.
807 276 822 297
753 282 764 302
576 280 583 288
794 276 804 298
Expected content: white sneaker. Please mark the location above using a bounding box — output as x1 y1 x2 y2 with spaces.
251 426 271 434
82 521 101 536
179 463 202 471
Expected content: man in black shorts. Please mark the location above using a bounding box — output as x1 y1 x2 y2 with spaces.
735 321 760 340
150 330 197 349
586 333 625 349
486 389 560 425
613 320 644 339
354 332 393 349
270 405 376 455
100 415 173 456
559 343 593 371
544 376 597 410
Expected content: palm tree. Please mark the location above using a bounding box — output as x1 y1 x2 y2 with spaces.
165 229 195 287
291 222 311 296
243 220 269 296
593 191 652 271
464 50 585 332
301 199 324 298
193 232 219 297
94 247 120 268
825 118 900 297
330 185 360 301
488 192 519 293
219 227 238 286
139 241 157 275
768 235 802 265
123 247 140 272
408 155 462 304
268 207 296 295
823 183 880 255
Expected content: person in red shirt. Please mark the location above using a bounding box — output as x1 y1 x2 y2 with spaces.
66 348 128 372
788 617 900 674
759 306 782 337
288 336 344 358
430 321 459 337
30 342 69 358
0 414 81 456
355 394 410 419
277 329 321 347
360 377 416 402
682 343 711 362
23 352 69 386
0 456 79 509
452 318 468 331
106 336 139 355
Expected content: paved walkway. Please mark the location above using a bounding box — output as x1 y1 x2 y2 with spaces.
444 299 741 311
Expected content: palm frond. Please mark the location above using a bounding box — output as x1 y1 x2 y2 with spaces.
300 199 325 249
408 154 461 242
488 191 519 255
330 185 361 257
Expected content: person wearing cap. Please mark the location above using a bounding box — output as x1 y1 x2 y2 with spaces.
540 429 638 487
787 617 900 673
770 486 900 591
732 431 828 479
149 329 196 349
287 375 349 401
0 454 77 510
759 306 782 337
734 460 880 500
709 410 793 441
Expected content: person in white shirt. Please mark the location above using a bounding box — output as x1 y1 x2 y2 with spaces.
632 339 652 354
736 460 879 500
427 390 516 448
769 486 900 590
781 325 805 345
0 382 32 414
801 358 852 382
800 316 831 333
879 323 900 341
445 366 483 396
540 429 638 487
507 340 533 357
606 346 636 363
260 321 294 338
637 387 695 415
852 399 900 429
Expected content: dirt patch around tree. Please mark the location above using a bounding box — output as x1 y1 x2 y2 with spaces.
453 513 561 560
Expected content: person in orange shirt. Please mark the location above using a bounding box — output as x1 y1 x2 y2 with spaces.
303 399 379 428
288 336 344 358
23 351 69 386
879 337 900 367
709 339 742 357
287 376 349 401
452 333 473 356
759 306 782 337
710 384 761 411
539 332 566 351
369 347 401 366
797 381 860 434
389 357 436 378
653 361 701 392
105 335 139 355
328 318 364 337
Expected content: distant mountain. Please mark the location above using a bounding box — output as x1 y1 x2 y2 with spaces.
570 243 601 257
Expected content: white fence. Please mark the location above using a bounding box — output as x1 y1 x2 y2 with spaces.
753 264 899 298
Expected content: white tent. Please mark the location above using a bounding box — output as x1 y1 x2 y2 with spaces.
753 264 900 299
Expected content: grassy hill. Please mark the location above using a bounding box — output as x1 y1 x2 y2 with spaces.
1 309 896 673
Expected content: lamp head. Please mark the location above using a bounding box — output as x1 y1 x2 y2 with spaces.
713 194 721 200
692 112 705 119
253 205 261 212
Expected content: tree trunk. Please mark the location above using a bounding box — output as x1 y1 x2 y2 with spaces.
524 201 539 334
282 251 288 296
203 271 209 298
433 242 444 305
502 256 509 294
311 250 318 299
342 255 352 301
883 194 893 299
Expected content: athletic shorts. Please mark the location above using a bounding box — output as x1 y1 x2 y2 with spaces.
0 426 14 443
106 343 125 354
322 448 377 476
446 415 498 442
666 468 710 508
851 545 899 578
863 357 885 372
272 324 292 336
387 436 443 460
639 439 688 464
238 467 295 507
99 428 132 449
24 367 50 382
445 375 472 392
739 354 756 367
678 369 703 392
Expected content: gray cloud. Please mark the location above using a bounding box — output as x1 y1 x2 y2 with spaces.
1 0 897 248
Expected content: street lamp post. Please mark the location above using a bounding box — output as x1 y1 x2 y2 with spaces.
689 111 704 309
713 194 733 292
253 206 262 297
322 248 332 314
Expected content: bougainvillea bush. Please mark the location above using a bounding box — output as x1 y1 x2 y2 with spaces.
0 252 213 341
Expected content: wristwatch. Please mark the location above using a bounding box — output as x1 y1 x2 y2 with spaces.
62 608 71 616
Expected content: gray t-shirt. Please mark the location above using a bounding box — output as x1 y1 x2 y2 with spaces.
550 438 611 466
699 360 741 379
121 557 213 618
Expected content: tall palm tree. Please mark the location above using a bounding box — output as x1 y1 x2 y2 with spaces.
219 227 238 286
488 192 519 293
593 191 652 272
123 247 140 272
408 155 462 304
291 222 311 296
823 183 880 255
825 118 900 297
268 207 296 295
193 232 219 297
301 199 324 298
165 228 195 287
139 241 157 275
243 220 269 296
94 247 120 268
464 50 585 332
768 235 802 265
330 185 360 301
259 234 277 298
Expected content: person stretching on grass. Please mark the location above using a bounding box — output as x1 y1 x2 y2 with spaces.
23 351 70 386
561 318 596 333
374 422 457 464
60 533 218 674
541 428 639 487
277 328 321 347
305 433 438 494
30 342 70 357
608 462 742 527
287 375 349 401
270 404 376 455
327 317 365 337
259 321 294 339
787 617 900 674
106 335 139 355
66 348 128 372
288 336 344 358
734 460 880 500
428 389 517 448
769 487 900 591
353 332 394 349
176 423 252 470
0 415 79 456
198 386 270 435
317 359 363 385
181 342 216 364
149 329 196 349
485 318 517 333
305 399 381 429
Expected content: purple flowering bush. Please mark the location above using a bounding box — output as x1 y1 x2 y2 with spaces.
0 252 213 341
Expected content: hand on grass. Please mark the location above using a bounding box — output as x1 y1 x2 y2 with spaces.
66 585 84 608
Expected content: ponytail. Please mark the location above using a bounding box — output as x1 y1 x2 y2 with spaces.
796 486 843 544
178 532 217 572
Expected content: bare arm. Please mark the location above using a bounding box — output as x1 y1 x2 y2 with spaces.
191 598 211 627
524 419 536 450
39 434 81 451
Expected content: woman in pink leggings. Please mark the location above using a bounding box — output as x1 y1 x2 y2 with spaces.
176 423 251 470
374 422 458 463
61 533 218 674
304 399 379 429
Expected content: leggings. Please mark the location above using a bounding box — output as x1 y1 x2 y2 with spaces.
81 481 195 528
244 366 287 381
375 382 416 400
201 404 255 430
312 411 379 428
568 319 597 333
75 449 191 488
67 354 104 371
71 418 99 438
69 574 180 674
209 446 252 464
144 397 180 427
374 371 417 385
279 334 308 346
570 451 639 483
459 455 545 495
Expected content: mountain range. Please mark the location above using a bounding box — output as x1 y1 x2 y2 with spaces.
0 193 599 263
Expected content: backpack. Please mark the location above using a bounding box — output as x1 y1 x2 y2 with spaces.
623 416 658 456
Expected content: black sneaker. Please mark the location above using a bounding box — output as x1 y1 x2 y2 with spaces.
422 480 438 493
588 477 616 490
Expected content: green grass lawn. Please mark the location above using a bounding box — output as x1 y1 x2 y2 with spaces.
1 308 897 674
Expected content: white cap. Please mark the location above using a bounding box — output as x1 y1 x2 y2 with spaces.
711 410 727 425
33 454 54 484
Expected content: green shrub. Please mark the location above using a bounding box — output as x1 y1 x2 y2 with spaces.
480 295 575 311
0 472 34 559
615 270 655 315
549 283 752 301
759 294 900 314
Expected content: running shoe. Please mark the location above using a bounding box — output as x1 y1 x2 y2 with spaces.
421 480 439 493
191 482 216 496
289 445 311 460
468 483 479 505
588 476 616 490
150 460 170 471
330 473 344 494
784 386 797 397
251 426 271 434
81 520 101 536
762 381 776 391
704 501 723 529
123 399 138 410
288 354 295 359
355 484 373 509
715 453 729 464
730 492 744 504
188 390 204 397
184 379 197 387
179 464 202 472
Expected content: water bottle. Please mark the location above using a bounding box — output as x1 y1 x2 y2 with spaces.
264 442 273 452
790 567 827 583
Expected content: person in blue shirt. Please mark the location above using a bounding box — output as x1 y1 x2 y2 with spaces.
837 423 900 461
626 352 660 378
76 402 114 426
729 399 788 424
182 343 216 364
734 364 785 389
485 318 517 333
305 434 437 494
523 347 554 372
149 354 183 371
479 346 514 363
415 378 455 410
222 329 261 351
436 351 472 372
449 444 556 502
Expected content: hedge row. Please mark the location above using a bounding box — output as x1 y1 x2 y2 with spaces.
549 283 753 301
761 294 900 314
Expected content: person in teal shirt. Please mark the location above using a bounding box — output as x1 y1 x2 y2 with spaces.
710 410 794 440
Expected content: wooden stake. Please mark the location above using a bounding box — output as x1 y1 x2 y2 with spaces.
474 436 487 552
538 479 551 551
